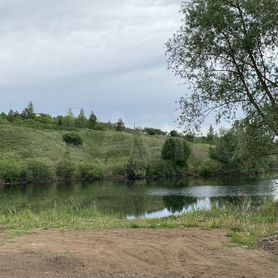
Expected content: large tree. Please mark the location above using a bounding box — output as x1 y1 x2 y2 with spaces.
166 0 278 134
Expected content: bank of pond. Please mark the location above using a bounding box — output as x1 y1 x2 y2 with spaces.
0 176 277 249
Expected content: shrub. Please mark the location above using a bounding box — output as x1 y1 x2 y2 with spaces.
24 161 53 183
199 160 223 177
146 160 176 178
63 132 82 146
0 161 26 184
56 160 76 181
161 138 191 167
78 163 103 182
125 160 146 179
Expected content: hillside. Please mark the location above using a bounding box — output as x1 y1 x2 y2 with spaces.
0 121 212 182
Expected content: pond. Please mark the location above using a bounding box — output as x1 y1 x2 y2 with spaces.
0 176 277 219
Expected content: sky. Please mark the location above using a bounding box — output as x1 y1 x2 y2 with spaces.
0 0 224 133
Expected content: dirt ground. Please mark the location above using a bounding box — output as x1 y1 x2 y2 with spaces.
0 228 276 277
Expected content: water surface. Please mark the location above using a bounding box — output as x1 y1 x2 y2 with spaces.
0 176 277 219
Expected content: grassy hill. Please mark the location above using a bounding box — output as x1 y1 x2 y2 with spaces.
0 121 212 183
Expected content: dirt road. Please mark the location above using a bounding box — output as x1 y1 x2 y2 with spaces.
0 228 276 277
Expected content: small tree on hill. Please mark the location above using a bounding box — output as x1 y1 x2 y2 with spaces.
75 108 88 128
207 125 215 144
89 111 98 129
21 102 35 119
116 118 125 131
161 138 191 167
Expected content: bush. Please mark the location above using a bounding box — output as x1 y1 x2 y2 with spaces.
199 160 223 177
23 161 53 183
161 138 191 167
146 160 176 178
125 160 146 179
0 160 53 184
63 132 83 146
78 163 103 182
56 160 76 181
0 161 26 184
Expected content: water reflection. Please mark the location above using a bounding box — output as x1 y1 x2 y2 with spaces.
0 176 277 219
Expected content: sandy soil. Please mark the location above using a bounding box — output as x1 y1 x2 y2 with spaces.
0 228 276 277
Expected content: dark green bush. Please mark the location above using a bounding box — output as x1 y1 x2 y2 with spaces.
125 160 146 179
63 132 83 146
0 161 26 184
78 163 103 182
161 138 191 167
199 160 223 177
146 160 176 178
24 161 53 183
0 160 53 184
56 160 76 181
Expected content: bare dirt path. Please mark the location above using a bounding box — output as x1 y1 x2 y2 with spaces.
0 228 276 277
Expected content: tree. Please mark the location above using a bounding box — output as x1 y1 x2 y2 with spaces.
75 108 88 128
166 0 278 135
116 118 125 131
161 138 191 167
210 120 276 173
170 130 179 137
207 125 215 144
21 101 35 119
63 109 75 128
88 111 98 129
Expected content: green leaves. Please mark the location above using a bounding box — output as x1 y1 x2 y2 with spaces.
166 0 278 134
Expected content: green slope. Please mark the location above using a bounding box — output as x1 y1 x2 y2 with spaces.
0 121 211 178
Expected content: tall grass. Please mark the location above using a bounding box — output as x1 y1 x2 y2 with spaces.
0 199 276 249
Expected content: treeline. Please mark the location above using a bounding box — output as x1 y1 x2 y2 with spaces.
0 102 219 144
0 102 126 132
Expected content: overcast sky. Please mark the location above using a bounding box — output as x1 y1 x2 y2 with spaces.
0 0 220 133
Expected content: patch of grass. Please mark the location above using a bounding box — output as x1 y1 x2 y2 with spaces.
0 199 276 249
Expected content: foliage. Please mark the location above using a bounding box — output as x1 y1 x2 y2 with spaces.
145 160 176 178
0 160 53 184
21 102 35 119
166 0 278 134
161 138 191 167
170 130 179 137
206 125 215 144
144 127 166 136
78 163 103 182
62 109 75 128
56 160 76 181
116 118 125 131
199 160 222 177
63 132 83 146
210 120 276 173
75 108 88 128
88 111 98 129
125 161 146 179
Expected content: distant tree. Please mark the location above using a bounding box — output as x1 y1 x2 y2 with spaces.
63 109 75 128
161 138 191 167
56 115 63 126
184 133 195 142
144 128 166 136
21 102 35 119
170 130 179 137
75 108 88 128
88 111 98 129
116 118 125 131
7 109 14 121
207 125 215 144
